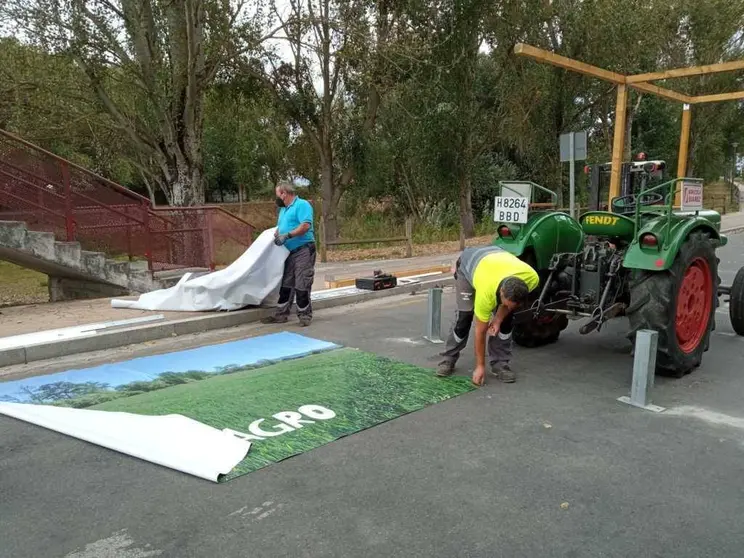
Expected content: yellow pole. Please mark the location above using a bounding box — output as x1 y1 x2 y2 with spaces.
676 103 692 207
608 84 628 206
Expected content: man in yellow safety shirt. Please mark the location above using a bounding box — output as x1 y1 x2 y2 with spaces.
436 246 539 386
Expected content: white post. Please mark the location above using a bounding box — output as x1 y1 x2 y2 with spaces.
424 288 444 344
618 329 665 412
569 132 576 219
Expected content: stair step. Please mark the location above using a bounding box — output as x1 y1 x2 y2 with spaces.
25 230 56 260
128 269 156 292
54 241 82 268
0 221 28 251
128 260 149 272
129 268 152 280
0 220 163 296
80 251 107 275
103 260 130 284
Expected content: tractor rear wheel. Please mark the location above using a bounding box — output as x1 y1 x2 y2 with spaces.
729 267 744 335
513 252 569 348
626 231 717 377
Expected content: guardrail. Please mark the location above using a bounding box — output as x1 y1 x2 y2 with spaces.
0 129 254 271
318 216 413 263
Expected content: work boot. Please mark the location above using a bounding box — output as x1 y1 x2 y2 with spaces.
298 316 312 327
261 315 288 324
490 363 516 383
436 361 455 377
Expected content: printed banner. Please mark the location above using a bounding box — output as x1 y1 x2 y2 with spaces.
0 336 474 481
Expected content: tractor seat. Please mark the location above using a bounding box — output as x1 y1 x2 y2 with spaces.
610 195 665 215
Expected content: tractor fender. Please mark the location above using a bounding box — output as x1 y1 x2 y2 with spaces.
623 215 722 272
492 211 584 270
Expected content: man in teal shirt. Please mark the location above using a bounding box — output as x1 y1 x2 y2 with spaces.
261 181 316 326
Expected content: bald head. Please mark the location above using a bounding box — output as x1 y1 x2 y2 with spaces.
275 181 297 208
276 182 296 196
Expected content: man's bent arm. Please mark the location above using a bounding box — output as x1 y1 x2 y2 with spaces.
474 318 489 367
288 222 310 238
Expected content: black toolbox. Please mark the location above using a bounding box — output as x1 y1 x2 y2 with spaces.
355 270 397 291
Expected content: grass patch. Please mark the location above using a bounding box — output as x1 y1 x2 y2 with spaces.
92 348 474 480
0 261 48 307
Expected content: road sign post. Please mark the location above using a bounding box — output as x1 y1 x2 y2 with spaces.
560 131 588 219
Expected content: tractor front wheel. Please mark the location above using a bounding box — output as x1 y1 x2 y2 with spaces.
513 252 569 348
626 232 717 377
512 312 569 348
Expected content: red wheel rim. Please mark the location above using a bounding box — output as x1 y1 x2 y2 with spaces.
675 257 713 353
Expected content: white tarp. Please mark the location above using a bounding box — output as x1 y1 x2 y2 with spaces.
111 227 288 312
0 402 251 482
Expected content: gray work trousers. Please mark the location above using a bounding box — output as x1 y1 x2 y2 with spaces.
438 262 513 367
274 243 316 319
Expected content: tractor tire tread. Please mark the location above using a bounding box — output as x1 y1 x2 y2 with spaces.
729 267 744 336
626 231 717 378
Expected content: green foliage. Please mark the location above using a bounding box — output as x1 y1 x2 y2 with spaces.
18 381 111 405
2 0 743 230
0 37 139 188
203 80 293 202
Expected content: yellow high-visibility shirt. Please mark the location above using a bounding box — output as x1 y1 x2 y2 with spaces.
471 252 539 322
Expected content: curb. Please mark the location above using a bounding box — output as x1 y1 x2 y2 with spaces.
0 276 454 368
722 226 744 235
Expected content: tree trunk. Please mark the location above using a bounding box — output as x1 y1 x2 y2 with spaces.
168 152 204 206
459 168 475 238
320 155 339 241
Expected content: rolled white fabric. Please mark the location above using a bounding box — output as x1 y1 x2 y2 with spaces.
112 227 289 312
0 402 251 482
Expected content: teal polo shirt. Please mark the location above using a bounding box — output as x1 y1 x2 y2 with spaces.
277 197 315 252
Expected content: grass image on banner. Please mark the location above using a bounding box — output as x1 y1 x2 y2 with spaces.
92 348 475 481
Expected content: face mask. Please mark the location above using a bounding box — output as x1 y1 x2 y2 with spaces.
275 196 285 208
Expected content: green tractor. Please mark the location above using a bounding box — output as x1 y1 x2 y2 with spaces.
492 160 744 377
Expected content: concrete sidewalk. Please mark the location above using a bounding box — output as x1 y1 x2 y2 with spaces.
0 275 454 368
0 254 458 340
721 210 744 233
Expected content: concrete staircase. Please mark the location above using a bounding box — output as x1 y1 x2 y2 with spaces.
0 220 186 301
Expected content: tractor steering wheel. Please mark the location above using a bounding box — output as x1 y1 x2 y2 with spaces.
611 192 665 214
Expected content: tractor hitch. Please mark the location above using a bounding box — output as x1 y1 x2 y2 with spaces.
578 302 626 334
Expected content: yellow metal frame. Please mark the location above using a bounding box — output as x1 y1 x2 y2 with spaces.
513 43 744 207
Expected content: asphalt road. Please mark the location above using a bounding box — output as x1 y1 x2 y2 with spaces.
2 234 744 558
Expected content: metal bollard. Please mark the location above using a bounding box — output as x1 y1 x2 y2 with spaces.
617 329 665 412
423 287 444 344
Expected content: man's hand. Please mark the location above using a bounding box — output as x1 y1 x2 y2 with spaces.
274 233 290 246
274 229 279 238
487 318 501 337
472 364 486 387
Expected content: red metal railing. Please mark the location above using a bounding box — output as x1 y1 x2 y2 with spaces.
0 129 255 272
